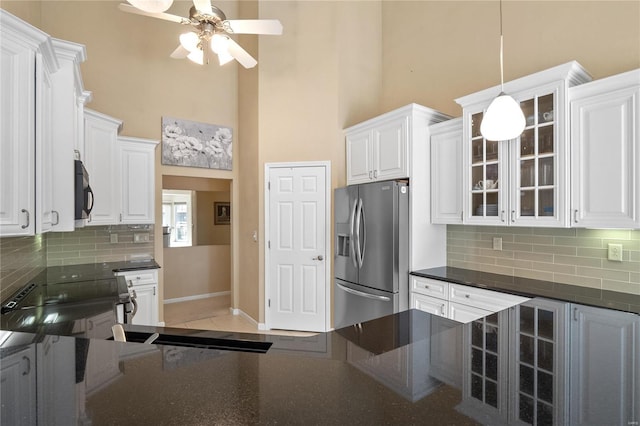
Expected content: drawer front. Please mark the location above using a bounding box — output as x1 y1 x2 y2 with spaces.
411 276 449 299
116 269 158 286
449 283 527 312
411 293 448 317
449 301 491 324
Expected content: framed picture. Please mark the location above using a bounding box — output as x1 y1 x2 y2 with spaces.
162 116 232 170
214 202 231 225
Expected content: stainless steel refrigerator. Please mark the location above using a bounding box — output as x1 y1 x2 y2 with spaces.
333 180 409 329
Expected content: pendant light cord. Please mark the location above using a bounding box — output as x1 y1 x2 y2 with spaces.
499 0 504 92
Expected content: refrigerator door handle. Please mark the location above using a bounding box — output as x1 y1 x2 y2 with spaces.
349 198 358 268
355 198 364 268
336 283 391 302
359 199 366 266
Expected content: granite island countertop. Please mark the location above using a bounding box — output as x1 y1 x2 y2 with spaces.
1 305 638 425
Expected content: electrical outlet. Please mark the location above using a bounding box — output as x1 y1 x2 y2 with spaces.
608 243 623 262
493 237 502 251
134 233 149 243
110 234 118 244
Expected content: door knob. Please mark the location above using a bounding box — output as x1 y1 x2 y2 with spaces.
313 255 324 261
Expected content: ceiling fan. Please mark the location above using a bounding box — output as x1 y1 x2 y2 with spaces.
118 0 283 68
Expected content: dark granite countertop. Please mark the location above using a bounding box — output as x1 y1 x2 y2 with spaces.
1 306 638 425
412 266 640 314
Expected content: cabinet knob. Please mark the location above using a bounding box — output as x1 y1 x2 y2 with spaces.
424 285 429 289
465 294 470 299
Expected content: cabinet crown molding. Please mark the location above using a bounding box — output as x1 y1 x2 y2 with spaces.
84 108 124 134
344 103 452 133
455 61 592 108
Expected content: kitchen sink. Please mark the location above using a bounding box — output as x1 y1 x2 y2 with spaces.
110 331 272 353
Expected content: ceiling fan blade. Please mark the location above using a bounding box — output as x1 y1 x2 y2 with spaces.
224 19 283 35
192 0 213 15
118 3 187 24
226 38 257 69
170 44 189 59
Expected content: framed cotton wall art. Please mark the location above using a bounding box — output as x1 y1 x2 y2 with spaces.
161 116 232 170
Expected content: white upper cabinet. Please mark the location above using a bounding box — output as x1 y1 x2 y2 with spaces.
0 10 58 237
456 61 591 227
50 39 91 232
430 118 463 224
84 109 123 226
119 136 158 224
345 104 449 185
570 69 640 229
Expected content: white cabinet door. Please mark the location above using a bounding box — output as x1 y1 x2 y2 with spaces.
119 137 157 224
0 346 36 426
570 69 640 229
35 52 54 234
83 109 122 226
132 283 159 326
0 31 36 236
373 115 408 181
569 304 639 425
346 129 372 184
449 301 492 323
411 292 448 317
430 118 463 224
37 336 77 425
410 275 449 299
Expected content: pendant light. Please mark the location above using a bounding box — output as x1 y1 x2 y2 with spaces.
480 0 525 141
127 0 173 13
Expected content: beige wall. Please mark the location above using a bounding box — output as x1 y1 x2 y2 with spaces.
196 191 231 245
2 1 639 320
163 245 231 300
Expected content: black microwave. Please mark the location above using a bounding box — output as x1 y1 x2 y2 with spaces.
75 160 94 220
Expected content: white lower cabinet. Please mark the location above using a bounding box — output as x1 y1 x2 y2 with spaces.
0 345 36 425
115 269 159 326
410 275 529 323
569 304 639 425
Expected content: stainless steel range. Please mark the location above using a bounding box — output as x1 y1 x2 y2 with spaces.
1 269 134 339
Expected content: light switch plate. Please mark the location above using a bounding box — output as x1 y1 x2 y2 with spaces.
608 243 623 262
110 234 118 244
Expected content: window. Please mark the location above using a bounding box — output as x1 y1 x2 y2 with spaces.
162 190 194 247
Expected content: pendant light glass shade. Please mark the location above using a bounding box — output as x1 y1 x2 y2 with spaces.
480 92 526 141
187 49 204 65
217 50 234 66
127 0 173 13
210 35 230 55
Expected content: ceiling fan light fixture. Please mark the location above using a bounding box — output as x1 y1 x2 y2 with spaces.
210 34 230 55
217 50 234 66
127 0 173 13
480 93 526 141
187 49 204 65
179 32 200 52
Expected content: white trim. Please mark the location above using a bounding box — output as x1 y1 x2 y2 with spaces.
163 291 230 304
229 308 266 330
264 161 332 332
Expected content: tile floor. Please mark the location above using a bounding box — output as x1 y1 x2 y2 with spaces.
163 296 315 337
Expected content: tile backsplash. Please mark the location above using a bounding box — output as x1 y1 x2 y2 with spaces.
0 235 46 301
46 225 155 266
447 225 640 295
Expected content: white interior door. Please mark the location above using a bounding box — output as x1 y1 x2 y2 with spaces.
267 164 328 332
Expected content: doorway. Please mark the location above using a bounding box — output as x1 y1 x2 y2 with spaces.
264 161 331 332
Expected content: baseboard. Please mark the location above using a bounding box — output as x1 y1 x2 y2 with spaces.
229 308 266 330
163 291 230 304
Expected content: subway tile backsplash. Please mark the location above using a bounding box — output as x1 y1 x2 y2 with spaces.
0 235 46 302
447 225 640 295
46 225 155 266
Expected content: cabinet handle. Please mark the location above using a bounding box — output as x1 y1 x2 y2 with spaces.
424 285 429 289
573 307 578 321
52 210 59 225
511 210 516 222
119 213 123 222
127 280 133 288
22 356 31 376
441 304 446 315
574 209 579 223
153 287 156 296
374 170 378 179
369 171 373 179
21 209 30 229
500 210 505 222
460 211 463 222
465 294 470 299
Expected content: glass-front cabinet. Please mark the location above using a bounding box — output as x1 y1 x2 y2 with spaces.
457 61 591 227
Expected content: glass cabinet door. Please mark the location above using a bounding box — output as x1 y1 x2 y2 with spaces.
515 93 557 222
470 112 502 221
